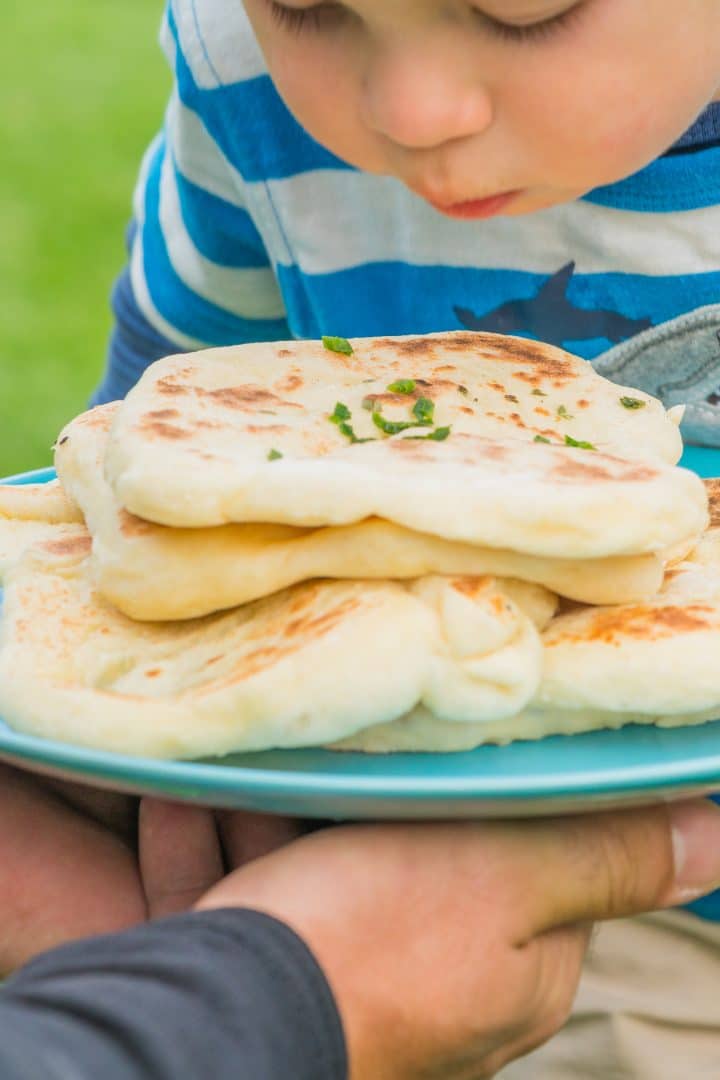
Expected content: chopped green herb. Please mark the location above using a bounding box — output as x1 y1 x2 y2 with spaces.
387 379 416 394
564 435 597 450
531 388 547 397
556 404 574 420
328 401 371 443
372 411 418 436
533 435 551 444
412 397 435 425
361 396 375 411
344 424 372 443
620 396 646 410
267 448 283 461
407 426 452 442
458 385 469 396
330 402 351 423
322 335 353 356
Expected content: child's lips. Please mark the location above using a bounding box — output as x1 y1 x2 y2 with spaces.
429 190 521 220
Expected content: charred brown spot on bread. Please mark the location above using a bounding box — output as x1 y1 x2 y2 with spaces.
282 597 362 640
119 510 154 538
57 435 70 446
560 603 716 645
451 576 491 598
139 419 191 440
459 405 475 415
362 391 414 409
193 419 223 431
476 442 509 461
245 424 291 435
439 332 483 351
146 409 181 421
434 364 457 373
156 377 191 397
277 349 293 358
552 457 657 484
534 407 551 417
199 385 303 412
703 478 720 526
504 394 519 403
509 413 527 429
577 399 590 409
487 381 506 393
40 534 92 558
387 440 436 461
375 336 437 357
76 405 116 431
511 348 575 384
273 369 304 393
145 669 162 679
482 336 577 374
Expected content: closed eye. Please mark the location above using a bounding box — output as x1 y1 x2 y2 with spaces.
266 0 345 34
477 3 585 43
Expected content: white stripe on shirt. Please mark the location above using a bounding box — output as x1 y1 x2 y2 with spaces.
264 168 720 277
158 150 286 319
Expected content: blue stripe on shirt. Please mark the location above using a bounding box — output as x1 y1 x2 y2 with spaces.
140 140 290 343
173 165 271 268
167 6 350 183
275 261 720 358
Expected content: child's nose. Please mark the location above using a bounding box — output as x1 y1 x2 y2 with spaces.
360 41 493 151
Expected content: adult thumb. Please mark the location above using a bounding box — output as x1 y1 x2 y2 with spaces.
514 799 720 939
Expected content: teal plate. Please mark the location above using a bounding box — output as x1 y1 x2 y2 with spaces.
1 453 719 820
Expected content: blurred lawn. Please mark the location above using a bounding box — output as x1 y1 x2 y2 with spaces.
0 1 168 475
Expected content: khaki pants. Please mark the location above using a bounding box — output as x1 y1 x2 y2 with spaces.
498 911 720 1080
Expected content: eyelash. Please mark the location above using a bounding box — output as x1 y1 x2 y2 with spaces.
266 0 343 35
266 1 583 43
479 5 582 43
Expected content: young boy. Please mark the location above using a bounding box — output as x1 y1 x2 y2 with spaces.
92 2 720 1075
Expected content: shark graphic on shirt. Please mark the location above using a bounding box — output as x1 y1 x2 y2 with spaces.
454 261 653 349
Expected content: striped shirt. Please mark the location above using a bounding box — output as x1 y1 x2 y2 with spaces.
96 0 720 920
95 0 720 407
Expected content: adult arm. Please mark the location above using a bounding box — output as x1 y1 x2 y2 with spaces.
0 908 346 1080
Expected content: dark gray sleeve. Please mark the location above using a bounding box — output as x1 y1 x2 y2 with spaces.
0 908 347 1080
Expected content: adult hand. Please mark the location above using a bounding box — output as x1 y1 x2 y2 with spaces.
0 764 300 974
197 801 720 1080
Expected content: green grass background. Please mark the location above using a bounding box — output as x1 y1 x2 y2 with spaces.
0 1 169 475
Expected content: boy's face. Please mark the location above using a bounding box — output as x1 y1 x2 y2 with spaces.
243 0 720 218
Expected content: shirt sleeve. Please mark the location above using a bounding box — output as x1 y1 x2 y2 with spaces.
0 908 347 1080
92 1 293 404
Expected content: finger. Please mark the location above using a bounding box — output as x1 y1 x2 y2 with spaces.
40 776 138 848
509 799 720 939
217 810 305 870
0 765 144 973
139 799 225 919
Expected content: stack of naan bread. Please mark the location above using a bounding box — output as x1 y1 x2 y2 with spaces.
0 330 717 758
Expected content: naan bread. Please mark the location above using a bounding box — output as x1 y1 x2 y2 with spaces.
0 481 82 524
103 334 698 562
57 405 667 618
0 481 85 580
0 530 555 758
339 502 720 752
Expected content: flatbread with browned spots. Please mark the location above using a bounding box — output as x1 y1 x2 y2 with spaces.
338 505 720 752
0 480 85 580
0 529 557 757
102 333 702 562
55 404 672 619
